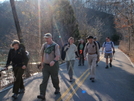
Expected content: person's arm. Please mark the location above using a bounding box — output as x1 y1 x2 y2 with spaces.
50 44 60 67
38 43 45 69
96 42 100 61
84 43 88 59
54 44 60 61
101 42 105 54
5 49 12 69
74 45 79 58
112 42 115 54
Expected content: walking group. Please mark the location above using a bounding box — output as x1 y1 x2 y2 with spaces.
5 33 115 100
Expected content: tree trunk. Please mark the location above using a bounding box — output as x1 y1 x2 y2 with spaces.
10 0 31 77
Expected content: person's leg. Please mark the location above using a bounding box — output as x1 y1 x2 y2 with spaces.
66 61 70 80
38 64 49 99
19 77 25 93
104 53 109 68
69 60 75 81
13 67 24 94
109 53 113 67
79 54 82 66
82 54 84 66
50 62 60 94
90 55 97 81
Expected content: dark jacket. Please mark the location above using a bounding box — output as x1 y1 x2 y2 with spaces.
6 48 27 67
77 42 85 55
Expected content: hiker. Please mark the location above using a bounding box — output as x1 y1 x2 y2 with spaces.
84 36 100 82
64 37 79 82
5 40 27 99
94 37 101 49
93 37 101 66
37 33 60 101
102 37 115 69
77 39 85 66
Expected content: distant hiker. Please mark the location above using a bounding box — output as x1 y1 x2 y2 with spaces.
5 40 27 99
102 37 115 69
93 37 101 66
84 36 100 82
37 33 60 101
77 39 85 66
64 37 79 82
94 37 101 49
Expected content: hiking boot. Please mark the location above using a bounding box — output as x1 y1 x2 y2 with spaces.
109 63 112 67
37 95 45 100
78 64 81 66
90 77 93 80
105 65 109 69
12 94 18 99
91 78 95 82
54 89 60 94
69 79 73 82
19 89 25 94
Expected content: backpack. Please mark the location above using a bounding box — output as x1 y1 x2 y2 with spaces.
104 41 114 47
96 41 101 49
86 41 98 54
43 43 56 57
19 44 29 65
61 43 69 60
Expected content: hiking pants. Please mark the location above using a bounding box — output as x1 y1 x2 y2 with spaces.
13 67 24 94
79 54 84 65
40 62 60 96
66 60 75 79
87 54 97 78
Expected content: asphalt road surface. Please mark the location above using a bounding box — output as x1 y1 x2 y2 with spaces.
0 47 134 101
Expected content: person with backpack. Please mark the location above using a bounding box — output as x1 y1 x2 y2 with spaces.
102 37 115 69
5 40 28 99
77 39 85 66
37 33 60 101
93 37 101 66
84 36 100 82
94 37 101 49
64 37 79 82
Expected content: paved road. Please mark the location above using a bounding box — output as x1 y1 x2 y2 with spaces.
0 47 134 101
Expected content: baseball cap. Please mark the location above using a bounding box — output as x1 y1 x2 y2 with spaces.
44 33 52 38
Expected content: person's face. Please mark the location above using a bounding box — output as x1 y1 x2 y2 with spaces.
45 37 52 43
80 40 84 43
106 38 110 42
13 44 19 50
69 39 74 44
88 38 93 43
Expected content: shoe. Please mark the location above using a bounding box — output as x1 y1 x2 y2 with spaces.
90 77 93 80
69 79 73 82
12 94 18 99
105 65 109 69
91 78 95 82
109 63 112 67
19 89 25 94
54 89 60 94
37 95 45 100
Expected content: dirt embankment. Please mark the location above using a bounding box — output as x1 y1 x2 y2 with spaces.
119 41 134 63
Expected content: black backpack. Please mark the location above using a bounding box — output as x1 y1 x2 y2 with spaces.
19 44 29 65
61 43 69 60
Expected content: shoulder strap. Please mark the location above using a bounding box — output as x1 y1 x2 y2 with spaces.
94 41 97 54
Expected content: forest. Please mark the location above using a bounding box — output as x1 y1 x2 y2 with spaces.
0 0 134 77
